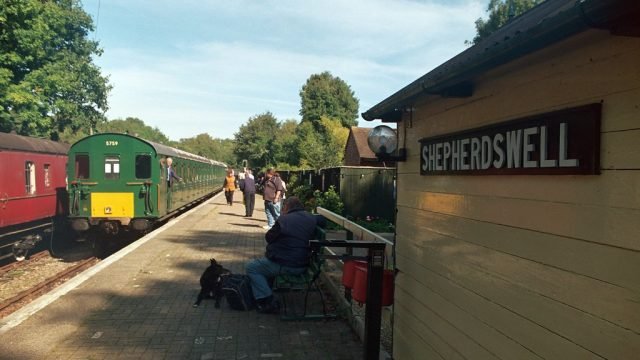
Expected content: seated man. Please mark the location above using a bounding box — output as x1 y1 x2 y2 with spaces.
245 196 326 313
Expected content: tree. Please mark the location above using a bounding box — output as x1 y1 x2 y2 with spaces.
233 112 280 169
273 119 299 167
178 133 236 165
322 116 349 158
468 0 544 45
299 71 359 128
296 116 348 169
0 0 111 139
296 121 331 169
97 117 171 144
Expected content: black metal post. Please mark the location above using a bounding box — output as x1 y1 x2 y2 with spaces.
309 240 386 360
345 230 354 301
364 247 385 360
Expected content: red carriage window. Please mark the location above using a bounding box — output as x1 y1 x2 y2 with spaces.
44 164 51 187
25 161 36 194
104 156 120 180
75 155 90 179
135 154 151 179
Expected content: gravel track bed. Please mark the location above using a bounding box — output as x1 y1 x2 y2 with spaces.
0 240 95 311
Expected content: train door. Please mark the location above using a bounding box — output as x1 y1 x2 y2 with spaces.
163 158 174 212
135 154 154 216
157 158 167 215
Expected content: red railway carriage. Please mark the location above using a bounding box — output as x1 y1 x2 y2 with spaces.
0 132 69 260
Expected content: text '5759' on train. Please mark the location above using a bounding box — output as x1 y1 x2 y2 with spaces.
67 133 227 238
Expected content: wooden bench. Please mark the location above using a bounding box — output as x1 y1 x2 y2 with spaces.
272 227 336 320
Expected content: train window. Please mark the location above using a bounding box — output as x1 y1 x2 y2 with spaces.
24 161 36 194
44 164 51 187
104 156 120 180
135 155 151 179
75 155 90 179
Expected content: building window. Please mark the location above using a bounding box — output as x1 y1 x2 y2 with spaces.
44 164 51 187
104 156 120 180
135 154 151 179
75 155 90 179
25 161 36 194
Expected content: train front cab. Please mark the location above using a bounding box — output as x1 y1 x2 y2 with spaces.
68 134 160 236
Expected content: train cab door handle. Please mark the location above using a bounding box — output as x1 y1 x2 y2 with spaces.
0 192 8 209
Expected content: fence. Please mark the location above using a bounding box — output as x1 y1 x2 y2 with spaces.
279 166 396 224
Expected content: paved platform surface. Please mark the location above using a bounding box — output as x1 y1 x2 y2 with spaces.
0 192 363 359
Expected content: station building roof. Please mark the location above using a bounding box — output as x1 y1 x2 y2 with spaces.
362 0 640 122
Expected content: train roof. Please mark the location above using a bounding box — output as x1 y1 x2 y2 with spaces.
72 133 226 166
0 132 69 155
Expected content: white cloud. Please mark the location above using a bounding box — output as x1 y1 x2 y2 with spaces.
89 0 484 140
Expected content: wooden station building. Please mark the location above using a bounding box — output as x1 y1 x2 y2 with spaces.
362 1 640 359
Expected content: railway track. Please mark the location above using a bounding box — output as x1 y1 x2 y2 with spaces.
0 250 49 275
0 255 99 319
0 192 219 320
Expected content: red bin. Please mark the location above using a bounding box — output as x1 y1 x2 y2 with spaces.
342 260 368 289
352 266 394 306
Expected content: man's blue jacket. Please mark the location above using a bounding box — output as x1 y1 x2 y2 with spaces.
265 208 326 268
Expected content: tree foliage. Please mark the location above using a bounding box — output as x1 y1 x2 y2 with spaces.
273 119 300 168
0 0 111 139
469 0 544 45
296 116 348 169
97 117 171 144
178 133 236 166
233 112 279 169
299 71 359 129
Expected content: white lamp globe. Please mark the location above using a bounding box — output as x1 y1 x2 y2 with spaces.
367 125 397 155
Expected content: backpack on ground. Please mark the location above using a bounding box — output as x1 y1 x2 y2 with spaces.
221 274 255 311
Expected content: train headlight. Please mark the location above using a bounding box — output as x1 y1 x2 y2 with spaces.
104 206 112 214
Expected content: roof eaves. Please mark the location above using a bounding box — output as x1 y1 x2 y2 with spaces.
362 0 640 121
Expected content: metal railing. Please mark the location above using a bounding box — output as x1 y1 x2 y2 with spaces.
315 206 394 360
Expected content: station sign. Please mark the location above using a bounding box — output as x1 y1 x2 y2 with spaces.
419 103 601 175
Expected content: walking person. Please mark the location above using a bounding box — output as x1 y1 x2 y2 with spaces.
240 169 256 217
275 172 287 208
223 168 237 206
245 196 326 313
262 168 284 230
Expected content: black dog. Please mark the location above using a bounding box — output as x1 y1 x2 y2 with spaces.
193 258 230 308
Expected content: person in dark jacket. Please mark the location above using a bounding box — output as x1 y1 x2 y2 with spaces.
166 157 182 187
240 169 256 217
245 196 326 313
261 167 284 230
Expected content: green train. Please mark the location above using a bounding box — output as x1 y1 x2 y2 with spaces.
67 133 227 236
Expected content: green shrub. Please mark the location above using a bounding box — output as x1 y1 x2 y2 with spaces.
314 185 343 215
287 174 298 189
291 183 316 211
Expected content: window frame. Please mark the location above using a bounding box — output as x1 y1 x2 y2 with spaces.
104 155 121 180
135 154 152 179
25 161 36 194
44 164 51 188
75 154 90 179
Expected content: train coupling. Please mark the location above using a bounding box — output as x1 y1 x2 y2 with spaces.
12 234 42 261
100 221 120 235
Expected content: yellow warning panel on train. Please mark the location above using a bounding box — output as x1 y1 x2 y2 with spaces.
91 193 134 217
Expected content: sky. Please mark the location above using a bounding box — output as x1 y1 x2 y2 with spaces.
80 0 486 141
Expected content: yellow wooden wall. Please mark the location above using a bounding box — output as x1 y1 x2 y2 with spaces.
393 29 640 360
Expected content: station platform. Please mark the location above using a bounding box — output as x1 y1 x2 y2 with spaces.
0 192 363 359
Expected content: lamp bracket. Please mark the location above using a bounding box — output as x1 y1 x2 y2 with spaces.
375 148 406 162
